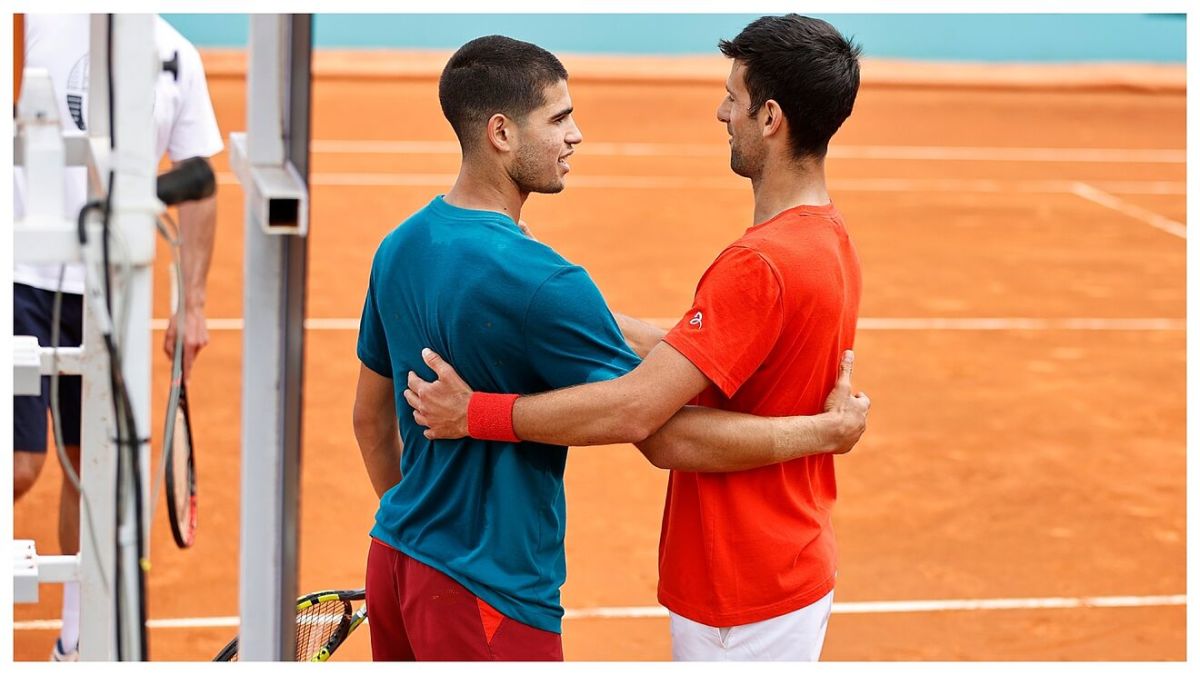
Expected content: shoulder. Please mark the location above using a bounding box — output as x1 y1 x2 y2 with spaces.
155 17 200 58
371 221 411 264
532 262 593 295
154 17 209 84
708 243 782 284
523 262 610 329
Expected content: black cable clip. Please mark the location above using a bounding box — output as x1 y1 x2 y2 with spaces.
109 436 152 448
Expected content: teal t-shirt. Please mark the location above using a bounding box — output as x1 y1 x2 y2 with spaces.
357 196 640 633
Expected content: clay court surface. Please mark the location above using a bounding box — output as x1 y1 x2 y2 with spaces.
12 60 1186 660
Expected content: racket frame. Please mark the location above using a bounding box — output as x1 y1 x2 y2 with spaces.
213 588 367 662
164 379 198 548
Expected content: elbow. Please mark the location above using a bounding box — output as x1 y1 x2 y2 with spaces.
644 446 674 470
351 403 374 446
629 337 655 360
635 437 686 471
617 420 653 445
591 375 670 444
610 401 660 445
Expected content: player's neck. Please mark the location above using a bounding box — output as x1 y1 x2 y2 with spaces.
750 156 830 226
444 161 527 224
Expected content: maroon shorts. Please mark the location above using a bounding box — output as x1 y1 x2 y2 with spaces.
365 538 563 661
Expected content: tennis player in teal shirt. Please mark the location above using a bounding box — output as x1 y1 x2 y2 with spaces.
353 36 638 660
357 192 640 638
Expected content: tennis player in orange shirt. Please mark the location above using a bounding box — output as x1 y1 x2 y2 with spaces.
406 15 866 660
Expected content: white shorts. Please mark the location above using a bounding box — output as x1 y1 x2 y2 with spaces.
669 589 834 661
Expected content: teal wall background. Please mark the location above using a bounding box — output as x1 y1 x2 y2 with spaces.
162 14 1185 63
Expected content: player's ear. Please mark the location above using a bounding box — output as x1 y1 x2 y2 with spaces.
487 113 513 152
761 99 784 139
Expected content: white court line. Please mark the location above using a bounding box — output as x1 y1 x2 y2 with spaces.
149 317 1186 332
216 173 1184 196
828 178 1184 195
1071 181 1187 239
13 594 1185 631
854 317 1186 331
311 140 1186 164
13 616 239 631
565 594 1188 619
831 146 1185 164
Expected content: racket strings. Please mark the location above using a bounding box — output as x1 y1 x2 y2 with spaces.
150 212 188 528
171 405 194 519
213 593 366 661
295 599 353 661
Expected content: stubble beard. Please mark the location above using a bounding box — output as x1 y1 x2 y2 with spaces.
510 144 565 195
729 140 757 179
728 117 766 179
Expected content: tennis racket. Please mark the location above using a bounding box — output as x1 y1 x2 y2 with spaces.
163 376 197 548
213 588 368 662
156 240 198 549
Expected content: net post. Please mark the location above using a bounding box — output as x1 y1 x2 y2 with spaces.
235 13 311 661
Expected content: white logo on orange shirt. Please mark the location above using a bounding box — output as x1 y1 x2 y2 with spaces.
689 311 703 329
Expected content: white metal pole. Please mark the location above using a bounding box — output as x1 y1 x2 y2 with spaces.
238 14 308 661
77 15 115 660
77 13 158 661
77 288 117 661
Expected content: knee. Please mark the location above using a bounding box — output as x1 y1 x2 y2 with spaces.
13 452 46 499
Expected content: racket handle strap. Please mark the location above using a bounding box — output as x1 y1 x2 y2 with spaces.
467 393 520 443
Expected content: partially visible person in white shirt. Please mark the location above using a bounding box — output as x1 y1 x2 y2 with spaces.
12 14 223 661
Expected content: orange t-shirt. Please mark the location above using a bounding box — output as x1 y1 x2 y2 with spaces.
658 202 862 627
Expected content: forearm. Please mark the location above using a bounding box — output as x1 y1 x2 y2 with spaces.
613 312 666 359
513 377 665 446
636 406 841 472
355 420 403 498
419 343 706 447
177 194 217 312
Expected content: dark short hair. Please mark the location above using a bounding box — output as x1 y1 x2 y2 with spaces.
719 15 862 159
439 35 568 152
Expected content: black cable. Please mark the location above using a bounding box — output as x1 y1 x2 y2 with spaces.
99 14 150 657
104 18 121 653
103 15 140 658
100 330 149 659
96 279 150 662
108 17 148 653
107 15 115 153
107 337 125 662
78 197 130 660
102 173 114 319
98 198 150 661
77 200 103 244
